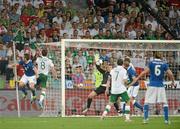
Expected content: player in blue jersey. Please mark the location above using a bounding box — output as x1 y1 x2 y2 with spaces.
132 52 175 124
18 53 38 103
123 57 143 113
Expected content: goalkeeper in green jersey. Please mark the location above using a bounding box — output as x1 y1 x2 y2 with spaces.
36 49 57 109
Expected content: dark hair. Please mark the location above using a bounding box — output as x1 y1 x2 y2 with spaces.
154 51 163 59
42 49 48 56
117 58 123 65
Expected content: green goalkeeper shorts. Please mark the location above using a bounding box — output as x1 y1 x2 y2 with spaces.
37 73 48 88
110 92 130 103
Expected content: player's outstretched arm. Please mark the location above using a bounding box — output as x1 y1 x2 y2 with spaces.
33 67 39 78
105 76 111 96
51 66 58 79
129 67 150 86
127 76 136 87
166 69 175 85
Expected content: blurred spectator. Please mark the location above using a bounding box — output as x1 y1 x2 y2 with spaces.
77 49 87 71
85 63 94 80
71 65 85 88
72 56 81 72
127 1 140 16
0 56 8 75
93 29 104 39
86 49 95 65
145 30 156 40
169 5 180 19
145 15 158 32
52 11 63 25
100 49 109 62
2 30 13 45
65 59 72 80
37 3 45 18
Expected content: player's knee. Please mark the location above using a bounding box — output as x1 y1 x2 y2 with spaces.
88 94 93 99
105 105 111 112
88 92 96 98
131 98 136 104
29 83 35 89
126 100 131 105
19 82 25 87
130 97 134 101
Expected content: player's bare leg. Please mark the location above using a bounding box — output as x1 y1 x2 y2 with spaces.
82 91 97 114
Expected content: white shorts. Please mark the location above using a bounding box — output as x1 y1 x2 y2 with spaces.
127 85 140 98
145 87 167 104
20 74 37 85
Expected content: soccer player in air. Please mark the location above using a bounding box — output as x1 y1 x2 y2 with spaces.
101 58 131 121
36 48 57 109
18 53 38 103
123 57 143 113
82 57 120 114
133 52 175 124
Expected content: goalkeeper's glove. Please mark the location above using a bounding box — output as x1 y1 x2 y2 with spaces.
96 59 103 65
94 53 100 62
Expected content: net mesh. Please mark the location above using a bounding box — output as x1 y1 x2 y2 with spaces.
63 40 180 116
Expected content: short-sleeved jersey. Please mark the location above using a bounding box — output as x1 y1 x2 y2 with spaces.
148 59 169 87
19 60 35 76
127 66 139 86
110 66 128 94
36 56 54 75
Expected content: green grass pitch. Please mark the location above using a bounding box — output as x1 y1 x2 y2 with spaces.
0 117 180 129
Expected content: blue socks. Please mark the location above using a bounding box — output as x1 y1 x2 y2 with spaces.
163 105 169 121
123 103 126 114
143 104 168 122
144 104 149 120
21 86 27 95
134 101 143 111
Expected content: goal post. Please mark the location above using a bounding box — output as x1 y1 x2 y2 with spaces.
61 39 180 117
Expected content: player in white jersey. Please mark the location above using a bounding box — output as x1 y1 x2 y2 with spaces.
101 58 131 121
36 49 57 109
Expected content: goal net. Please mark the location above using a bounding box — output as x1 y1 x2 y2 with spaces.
61 39 180 117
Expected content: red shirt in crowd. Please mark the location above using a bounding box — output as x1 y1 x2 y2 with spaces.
17 64 24 77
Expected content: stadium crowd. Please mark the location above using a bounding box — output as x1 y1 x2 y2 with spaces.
0 0 180 89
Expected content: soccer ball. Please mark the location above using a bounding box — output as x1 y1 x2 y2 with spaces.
78 83 84 88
